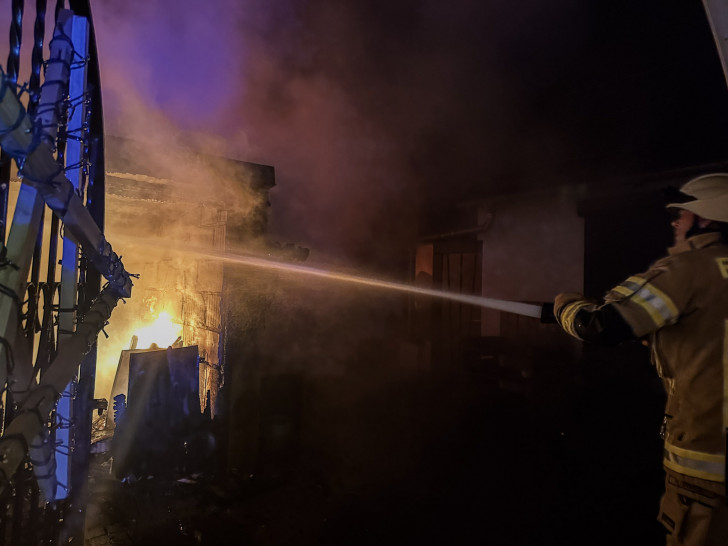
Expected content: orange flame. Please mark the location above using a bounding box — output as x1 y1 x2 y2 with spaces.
133 311 182 349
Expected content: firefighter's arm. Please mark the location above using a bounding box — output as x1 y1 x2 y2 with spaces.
554 293 636 345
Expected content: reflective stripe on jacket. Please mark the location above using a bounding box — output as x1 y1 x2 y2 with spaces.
664 440 725 482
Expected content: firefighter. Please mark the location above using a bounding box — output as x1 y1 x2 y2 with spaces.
554 173 728 545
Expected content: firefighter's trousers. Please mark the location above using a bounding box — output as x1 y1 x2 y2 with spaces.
659 467 728 546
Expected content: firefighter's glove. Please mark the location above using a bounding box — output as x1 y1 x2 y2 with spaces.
554 292 585 325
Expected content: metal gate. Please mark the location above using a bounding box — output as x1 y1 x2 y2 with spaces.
0 1 131 543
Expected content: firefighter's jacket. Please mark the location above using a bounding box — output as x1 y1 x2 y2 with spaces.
560 232 728 483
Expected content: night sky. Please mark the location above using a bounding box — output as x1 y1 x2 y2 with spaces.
3 0 728 264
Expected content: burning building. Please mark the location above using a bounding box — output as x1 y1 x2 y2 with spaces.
98 135 276 418
96 135 309 485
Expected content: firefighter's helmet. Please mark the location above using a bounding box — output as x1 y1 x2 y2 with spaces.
667 173 728 222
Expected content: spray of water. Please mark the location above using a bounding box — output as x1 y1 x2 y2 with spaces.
115 235 544 318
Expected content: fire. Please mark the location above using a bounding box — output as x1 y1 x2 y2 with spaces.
133 311 182 349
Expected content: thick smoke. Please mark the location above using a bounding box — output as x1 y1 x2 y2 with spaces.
1 0 723 264
93 0 422 267
0 0 594 401
0 0 602 265
89 0 594 264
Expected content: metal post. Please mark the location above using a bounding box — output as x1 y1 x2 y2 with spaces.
55 11 89 504
70 3 107 541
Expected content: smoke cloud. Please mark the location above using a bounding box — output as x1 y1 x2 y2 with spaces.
87 0 595 265
2 0 725 264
